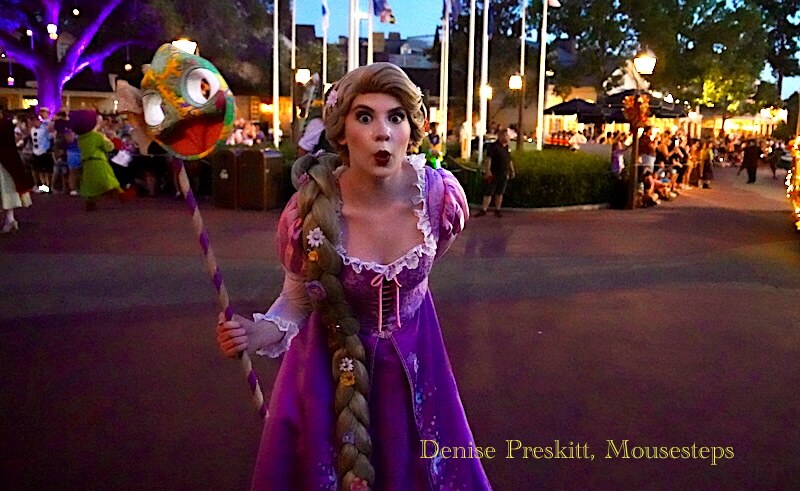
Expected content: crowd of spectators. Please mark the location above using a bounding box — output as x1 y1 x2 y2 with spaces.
599 126 791 207
10 108 185 199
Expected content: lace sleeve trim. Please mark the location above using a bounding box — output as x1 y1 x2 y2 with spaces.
252 312 301 358
333 154 436 280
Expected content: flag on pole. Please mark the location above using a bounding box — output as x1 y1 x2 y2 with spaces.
322 0 330 30
487 4 494 39
444 0 462 22
373 0 396 24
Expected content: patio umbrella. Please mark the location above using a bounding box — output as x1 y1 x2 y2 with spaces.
543 98 602 116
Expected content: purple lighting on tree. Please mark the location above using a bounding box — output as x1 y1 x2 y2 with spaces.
0 0 129 113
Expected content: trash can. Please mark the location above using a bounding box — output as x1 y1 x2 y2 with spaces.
211 149 237 209
237 149 286 211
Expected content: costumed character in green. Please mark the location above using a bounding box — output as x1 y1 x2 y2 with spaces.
69 110 136 211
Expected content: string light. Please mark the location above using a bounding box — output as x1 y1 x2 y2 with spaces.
7 61 13 87
788 139 800 230
47 23 58 40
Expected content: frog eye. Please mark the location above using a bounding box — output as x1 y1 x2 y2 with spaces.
142 93 165 126
185 68 220 105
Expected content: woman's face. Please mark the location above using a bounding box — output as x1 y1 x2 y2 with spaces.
339 92 411 177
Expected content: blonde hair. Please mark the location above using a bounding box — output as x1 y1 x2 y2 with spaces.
322 62 427 165
292 62 427 491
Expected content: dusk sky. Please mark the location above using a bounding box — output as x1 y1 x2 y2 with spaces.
297 0 800 99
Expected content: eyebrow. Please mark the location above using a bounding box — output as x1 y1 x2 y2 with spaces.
351 105 405 113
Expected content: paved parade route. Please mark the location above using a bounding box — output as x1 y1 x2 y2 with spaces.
2 166 798 490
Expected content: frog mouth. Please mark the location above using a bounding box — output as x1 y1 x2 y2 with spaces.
160 114 225 159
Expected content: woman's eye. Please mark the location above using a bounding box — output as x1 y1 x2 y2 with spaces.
356 113 372 124
389 113 406 124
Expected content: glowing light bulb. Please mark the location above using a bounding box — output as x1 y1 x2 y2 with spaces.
26 29 33 36
124 63 132 71
7 76 14 86
73 8 80 16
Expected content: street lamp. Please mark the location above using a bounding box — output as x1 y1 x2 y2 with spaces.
295 68 311 85
171 38 198 55
292 68 313 142
509 74 524 151
626 48 657 210
535 0 561 151
633 49 657 77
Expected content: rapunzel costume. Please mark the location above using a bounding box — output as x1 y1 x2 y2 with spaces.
251 154 490 490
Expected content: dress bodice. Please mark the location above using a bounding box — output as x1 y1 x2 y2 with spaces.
265 153 469 352
333 154 438 337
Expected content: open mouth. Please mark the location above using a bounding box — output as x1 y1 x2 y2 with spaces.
159 113 225 159
374 150 391 165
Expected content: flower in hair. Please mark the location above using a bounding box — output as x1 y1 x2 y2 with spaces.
339 357 354 372
349 478 369 491
342 431 355 444
325 88 338 107
307 227 325 248
340 371 355 386
297 173 310 187
307 250 319 262
305 280 327 302
415 85 423 98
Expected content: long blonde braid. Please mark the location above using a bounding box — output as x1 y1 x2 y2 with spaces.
295 62 429 490
293 152 374 490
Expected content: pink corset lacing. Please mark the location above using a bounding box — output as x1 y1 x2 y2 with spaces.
370 274 403 333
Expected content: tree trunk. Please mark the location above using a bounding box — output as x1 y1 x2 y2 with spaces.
35 67 64 114
776 72 784 99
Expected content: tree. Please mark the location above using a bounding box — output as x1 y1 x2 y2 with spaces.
545 0 636 95
621 0 768 120
752 0 800 96
0 0 162 112
147 0 276 93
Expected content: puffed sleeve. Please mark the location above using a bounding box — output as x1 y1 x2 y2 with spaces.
435 168 469 259
253 193 312 358
275 193 307 276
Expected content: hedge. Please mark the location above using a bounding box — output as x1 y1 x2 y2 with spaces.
449 148 616 208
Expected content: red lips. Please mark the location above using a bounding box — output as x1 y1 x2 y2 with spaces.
374 150 391 165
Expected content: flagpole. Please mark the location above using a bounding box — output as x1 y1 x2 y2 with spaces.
477 0 489 165
348 0 357 70
291 0 296 72
535 0 550 151
518 0 526 151
291 0 297 141
440 2 450 146
322 1 328 88
368 0 374 65
273 0 281 148
464 0 476 160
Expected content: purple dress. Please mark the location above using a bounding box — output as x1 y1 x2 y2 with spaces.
251 155 490 490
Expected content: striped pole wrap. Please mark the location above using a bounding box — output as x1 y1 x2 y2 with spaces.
172 157 268 421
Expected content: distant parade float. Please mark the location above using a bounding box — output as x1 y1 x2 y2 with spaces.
788 137 800 231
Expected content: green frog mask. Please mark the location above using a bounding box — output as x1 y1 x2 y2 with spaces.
136 43 235 160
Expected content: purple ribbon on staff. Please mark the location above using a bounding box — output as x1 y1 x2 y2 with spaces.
172 157 267 420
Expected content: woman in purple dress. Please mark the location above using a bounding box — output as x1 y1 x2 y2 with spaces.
216 63 489 491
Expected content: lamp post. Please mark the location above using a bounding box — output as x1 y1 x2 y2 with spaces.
626 49 656 210
509 74 524 151
535 0 560 151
